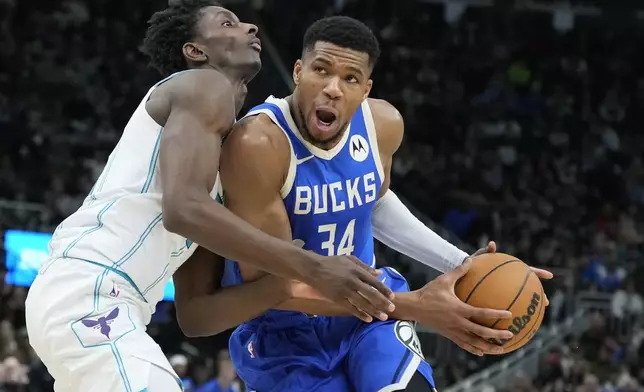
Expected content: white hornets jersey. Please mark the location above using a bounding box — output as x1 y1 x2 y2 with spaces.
48 70 222 308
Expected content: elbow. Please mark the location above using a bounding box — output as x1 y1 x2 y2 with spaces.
162 209 187 235
162 194 198 235
176 305 226 337
179 323 207 338
176 312 218 338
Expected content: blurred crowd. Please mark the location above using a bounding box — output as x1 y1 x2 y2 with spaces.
2 0 644 390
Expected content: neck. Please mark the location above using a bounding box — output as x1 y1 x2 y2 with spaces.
286 94 346 151
197 63 248 115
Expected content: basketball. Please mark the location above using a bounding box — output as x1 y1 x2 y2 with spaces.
454 253 545 354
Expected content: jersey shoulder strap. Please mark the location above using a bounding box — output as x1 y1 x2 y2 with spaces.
242 96 299 198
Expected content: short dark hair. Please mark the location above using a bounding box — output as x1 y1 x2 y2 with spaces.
142 0 221 77
302 16 380 68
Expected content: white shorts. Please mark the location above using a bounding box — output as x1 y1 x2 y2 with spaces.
25 257 182 392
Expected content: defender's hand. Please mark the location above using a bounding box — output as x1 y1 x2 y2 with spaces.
301 253 395 323
411 259 514 356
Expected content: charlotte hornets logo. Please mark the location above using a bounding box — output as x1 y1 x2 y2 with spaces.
81 307 120 339
349 134 369 162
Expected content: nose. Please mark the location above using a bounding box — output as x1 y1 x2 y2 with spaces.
323 76 343 100
245 23 258 36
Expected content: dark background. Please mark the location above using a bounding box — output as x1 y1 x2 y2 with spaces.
1 0 644 391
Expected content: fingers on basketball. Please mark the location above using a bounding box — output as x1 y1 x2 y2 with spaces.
463 304 512 321
461 317 513 341
452 332 484 356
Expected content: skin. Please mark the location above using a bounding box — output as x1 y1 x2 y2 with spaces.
145 7 394 320
174 41 552 355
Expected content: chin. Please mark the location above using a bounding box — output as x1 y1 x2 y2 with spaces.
240 58 262 82
309 129 342 144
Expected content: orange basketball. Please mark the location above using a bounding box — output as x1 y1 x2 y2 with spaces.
454 253 545 354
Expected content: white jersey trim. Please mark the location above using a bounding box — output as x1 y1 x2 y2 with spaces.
362 100 385 185
242 108 297 198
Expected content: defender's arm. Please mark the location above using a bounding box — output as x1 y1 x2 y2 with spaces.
150 70 311 279
173 246 291 337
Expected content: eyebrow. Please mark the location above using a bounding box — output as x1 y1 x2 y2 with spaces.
215 10 239 23
313 57 365 77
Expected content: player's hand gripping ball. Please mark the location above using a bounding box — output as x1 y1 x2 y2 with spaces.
454 252 547 354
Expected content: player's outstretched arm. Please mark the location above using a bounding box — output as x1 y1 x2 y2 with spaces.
173 246 292 337
368 98 469 272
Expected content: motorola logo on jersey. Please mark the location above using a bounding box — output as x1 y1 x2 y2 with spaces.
349 135 369 162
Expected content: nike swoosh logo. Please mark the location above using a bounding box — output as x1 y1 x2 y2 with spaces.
296 155 314 165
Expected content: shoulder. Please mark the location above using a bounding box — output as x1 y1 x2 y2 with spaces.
148 70 236 126
226 114 290 156
221 114 291 178
367 98 404 155
167 69 234 104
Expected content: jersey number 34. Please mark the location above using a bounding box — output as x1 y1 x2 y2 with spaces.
318 219 356 256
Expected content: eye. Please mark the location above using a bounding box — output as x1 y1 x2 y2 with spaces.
222 20 234 27
314 67 327 75
346 75 359 83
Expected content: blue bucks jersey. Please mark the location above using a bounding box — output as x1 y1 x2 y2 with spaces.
221 96 384 296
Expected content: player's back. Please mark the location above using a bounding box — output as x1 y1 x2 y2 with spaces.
48 70 219 309
222 96 384 305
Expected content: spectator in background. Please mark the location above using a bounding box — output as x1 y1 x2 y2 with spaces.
195 351 240 392
170 354 194 392
611 280 644 321
0 356 29 392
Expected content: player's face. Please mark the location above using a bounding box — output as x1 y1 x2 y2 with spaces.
293 42 373 145
192 6 262 80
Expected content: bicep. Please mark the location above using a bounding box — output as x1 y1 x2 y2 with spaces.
159 117 222 205
371 99 405 199
157 73 235 216
219 123 291 241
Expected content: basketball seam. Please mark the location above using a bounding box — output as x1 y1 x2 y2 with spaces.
462 260 521 304
504 279 545 352
488 268 532 329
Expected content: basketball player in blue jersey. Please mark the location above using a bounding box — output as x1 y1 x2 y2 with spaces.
173 15 552 392
23 2 397 390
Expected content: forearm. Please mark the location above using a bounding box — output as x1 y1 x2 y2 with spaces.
277 285 420 321
177 275 288 337
166 198 312 281
372 190 468 273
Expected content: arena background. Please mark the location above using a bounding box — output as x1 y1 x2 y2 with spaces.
2 0 644 391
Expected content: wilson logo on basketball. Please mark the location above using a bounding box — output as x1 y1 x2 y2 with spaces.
489 292 541 347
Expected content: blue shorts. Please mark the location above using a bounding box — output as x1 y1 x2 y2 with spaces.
228 267 435 392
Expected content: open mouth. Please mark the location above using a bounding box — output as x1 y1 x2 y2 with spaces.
315 109 337 132
250 38 262 52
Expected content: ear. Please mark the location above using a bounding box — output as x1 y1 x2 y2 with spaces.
362 79 373 101
293 59 303 86
182 42 208 64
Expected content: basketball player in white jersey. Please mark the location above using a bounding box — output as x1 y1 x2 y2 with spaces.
24 2 395 391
